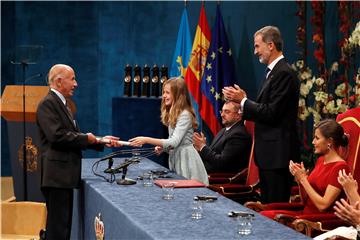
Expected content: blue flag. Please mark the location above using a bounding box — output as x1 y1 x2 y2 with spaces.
200 5 237 136
170 8 192 78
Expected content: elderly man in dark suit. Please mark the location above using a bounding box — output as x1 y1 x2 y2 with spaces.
223 26 300 204
36 64 118 240
193 101 251 174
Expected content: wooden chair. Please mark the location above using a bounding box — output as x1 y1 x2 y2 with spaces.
1 201 47 239
245 107 360 237
208 121 261 203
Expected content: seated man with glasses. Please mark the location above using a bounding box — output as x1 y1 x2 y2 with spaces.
193 101 252 174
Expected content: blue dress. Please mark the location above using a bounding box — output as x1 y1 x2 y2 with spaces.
162 110 209 185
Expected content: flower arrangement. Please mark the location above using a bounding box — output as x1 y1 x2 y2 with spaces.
293 2 359 166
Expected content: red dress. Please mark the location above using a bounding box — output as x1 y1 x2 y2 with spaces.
261 156 350 218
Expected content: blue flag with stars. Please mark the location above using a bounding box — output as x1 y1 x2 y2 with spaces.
199 5 236 136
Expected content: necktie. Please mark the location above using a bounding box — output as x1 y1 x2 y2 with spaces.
65 102 73 119
258 67 271 95
264 67 271 79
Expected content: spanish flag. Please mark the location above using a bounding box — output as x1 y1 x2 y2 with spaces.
184 3 211 119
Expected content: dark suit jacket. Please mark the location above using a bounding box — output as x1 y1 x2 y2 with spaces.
36 91 103 189
199 121 251 173
243 58 300 169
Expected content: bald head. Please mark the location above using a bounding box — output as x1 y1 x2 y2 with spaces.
48 64 78 97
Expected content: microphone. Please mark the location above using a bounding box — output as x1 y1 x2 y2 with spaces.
25 73 43 83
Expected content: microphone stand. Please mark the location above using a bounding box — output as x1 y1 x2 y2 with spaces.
116 164 137 185
10 51 42 201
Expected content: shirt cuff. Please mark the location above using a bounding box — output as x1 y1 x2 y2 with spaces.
239 97 247 114
199 144 206 152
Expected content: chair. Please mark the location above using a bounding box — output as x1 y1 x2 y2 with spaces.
208 120 255 185
245 107 360 237
208 121 261 203
1 201 47 239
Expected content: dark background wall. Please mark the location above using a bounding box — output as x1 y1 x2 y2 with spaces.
1 1 342 176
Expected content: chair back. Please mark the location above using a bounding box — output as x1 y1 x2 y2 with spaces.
1 201 47 236
336 107 360 183
244 120 259 186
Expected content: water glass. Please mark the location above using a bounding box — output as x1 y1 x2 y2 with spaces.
162 182 175 200
237 215 252 235
191 200 203 219
143 173 153 187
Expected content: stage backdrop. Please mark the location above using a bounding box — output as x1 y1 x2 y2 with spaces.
1 1 342 176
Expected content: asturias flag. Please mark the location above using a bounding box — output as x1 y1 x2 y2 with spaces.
170 8 192 78
184 3 211 112
200 5 237 136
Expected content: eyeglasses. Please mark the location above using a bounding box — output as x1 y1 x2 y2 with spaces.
219 110 237 115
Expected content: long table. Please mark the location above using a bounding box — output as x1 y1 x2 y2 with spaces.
71 158 310 240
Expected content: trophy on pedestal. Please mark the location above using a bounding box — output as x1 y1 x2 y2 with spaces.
151 64 159 97
142 64 150 97
133 64 141 97
123 64 132 97
160 65 168 97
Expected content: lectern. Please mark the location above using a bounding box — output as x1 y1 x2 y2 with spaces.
1 85 48 201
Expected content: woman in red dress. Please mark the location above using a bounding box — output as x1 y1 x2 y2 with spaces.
261 119 350 218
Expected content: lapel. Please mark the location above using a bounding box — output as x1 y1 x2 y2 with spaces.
49 91 77 130
210 128 226 148
256 58 285 101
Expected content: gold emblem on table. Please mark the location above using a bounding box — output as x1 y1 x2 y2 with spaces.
18 136 38 172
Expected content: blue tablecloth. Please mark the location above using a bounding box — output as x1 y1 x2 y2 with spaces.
71 158 310 240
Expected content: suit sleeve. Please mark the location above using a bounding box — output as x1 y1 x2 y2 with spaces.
36 98 91 150
244 70 296 125
200 130 250 172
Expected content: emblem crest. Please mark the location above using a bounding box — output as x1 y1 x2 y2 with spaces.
18 136 38 172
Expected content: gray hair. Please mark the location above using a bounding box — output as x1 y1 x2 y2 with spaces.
254 26 283 51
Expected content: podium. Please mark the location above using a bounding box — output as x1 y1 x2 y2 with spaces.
1 85 49 202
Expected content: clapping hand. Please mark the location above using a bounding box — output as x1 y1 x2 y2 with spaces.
193 132 206 151
289 160 307 182
222 84 247 103
338 169 358 194
334 199 360 227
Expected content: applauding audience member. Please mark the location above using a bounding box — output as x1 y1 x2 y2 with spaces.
261 119 350 218
193 101 251 174
129 77 208 185
335 170 360 227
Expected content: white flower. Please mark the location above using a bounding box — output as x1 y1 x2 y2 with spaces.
325 100 337 114
299 68 312 81
306 79 313 89
298 106 309 121
296 60 304 69
308 107 322 125
300 83 310 97
299 98 306 107
330 62 339 74
314 91 328 103
336 99 348 113
335 83 346 97
315 77 325 86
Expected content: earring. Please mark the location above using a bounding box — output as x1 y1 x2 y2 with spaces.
327 143 331 150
